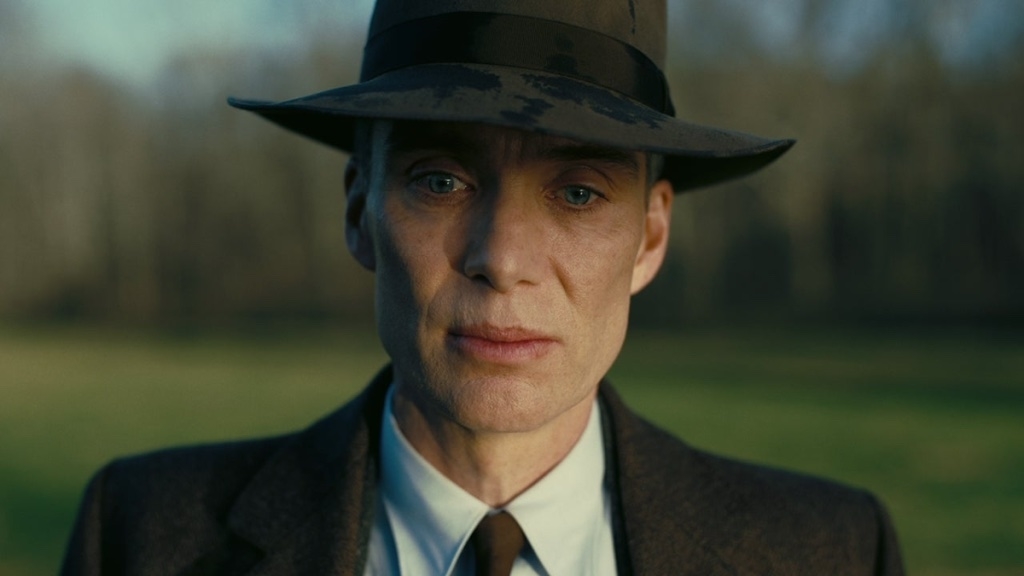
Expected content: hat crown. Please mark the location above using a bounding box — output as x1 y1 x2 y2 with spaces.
367 0 667 69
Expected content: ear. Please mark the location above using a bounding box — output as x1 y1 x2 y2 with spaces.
345 157 376 271
630 179 673 294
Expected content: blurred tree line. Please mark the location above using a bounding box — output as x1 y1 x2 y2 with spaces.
1 0 1021 327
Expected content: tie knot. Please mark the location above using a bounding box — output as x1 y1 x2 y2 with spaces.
471 511 526 576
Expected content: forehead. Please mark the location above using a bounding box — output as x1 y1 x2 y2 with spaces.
372 120 643 177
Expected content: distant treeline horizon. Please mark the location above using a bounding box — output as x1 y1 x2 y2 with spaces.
1 2 1021 327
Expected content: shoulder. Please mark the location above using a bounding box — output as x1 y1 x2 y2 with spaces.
88 370 388 518
62 369 391 575
74 434 292 557
617 409 887 527
634 413 877 514
62 435 296 575
95 434 290 513
600 384 904 575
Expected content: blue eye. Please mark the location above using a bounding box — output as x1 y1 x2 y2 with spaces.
425 173 458 194
562 186 594 206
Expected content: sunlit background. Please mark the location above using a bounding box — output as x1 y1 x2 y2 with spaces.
1 1 1022 574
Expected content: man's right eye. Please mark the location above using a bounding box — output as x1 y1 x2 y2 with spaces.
417 172 467 195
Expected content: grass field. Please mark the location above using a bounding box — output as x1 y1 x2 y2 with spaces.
1 323 1022 575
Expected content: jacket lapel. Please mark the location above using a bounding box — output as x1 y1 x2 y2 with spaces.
600 383 738 576
223 367 393 576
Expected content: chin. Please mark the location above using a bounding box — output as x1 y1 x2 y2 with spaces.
453 404 557 435
443 371 588 434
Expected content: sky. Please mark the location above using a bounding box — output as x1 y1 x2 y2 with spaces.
8 0 1022 92
10 0 374 86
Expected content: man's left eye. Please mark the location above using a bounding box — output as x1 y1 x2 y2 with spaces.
422 173 464 194
561 186 596 206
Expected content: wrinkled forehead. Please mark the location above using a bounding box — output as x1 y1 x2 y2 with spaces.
370 120 644 179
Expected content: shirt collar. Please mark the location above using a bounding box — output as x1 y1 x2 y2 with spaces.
379 386 489 576
505 400 606 575
379 386 607 576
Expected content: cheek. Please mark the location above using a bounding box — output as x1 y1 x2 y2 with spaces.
557 218 643 361
560 217 644 313
373 195 439 291
370 198 459 347
370 204 431 348
579 255 634 343
555 250 634 404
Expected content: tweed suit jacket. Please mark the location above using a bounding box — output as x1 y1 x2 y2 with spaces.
62 366 904 575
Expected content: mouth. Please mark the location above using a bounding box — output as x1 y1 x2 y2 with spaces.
447 324 559 364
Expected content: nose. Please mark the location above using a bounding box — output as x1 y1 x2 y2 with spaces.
462 187 543 292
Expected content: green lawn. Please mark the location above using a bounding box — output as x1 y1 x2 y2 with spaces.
1 324 1021 575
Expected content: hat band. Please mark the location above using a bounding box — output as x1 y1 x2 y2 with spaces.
361 12 672 114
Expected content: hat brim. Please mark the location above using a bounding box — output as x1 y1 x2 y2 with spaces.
228 63 794 192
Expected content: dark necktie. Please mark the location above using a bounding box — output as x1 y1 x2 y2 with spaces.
470 511 526 576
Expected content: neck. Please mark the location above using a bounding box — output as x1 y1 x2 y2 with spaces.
391 385 596 508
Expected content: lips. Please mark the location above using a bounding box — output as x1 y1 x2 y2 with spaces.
447 324 559 363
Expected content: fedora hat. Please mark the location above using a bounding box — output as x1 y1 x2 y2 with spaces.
229 0 794 191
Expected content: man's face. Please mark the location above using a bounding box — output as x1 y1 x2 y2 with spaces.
347 121 672 434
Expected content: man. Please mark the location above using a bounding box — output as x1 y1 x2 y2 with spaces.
63 1 904 575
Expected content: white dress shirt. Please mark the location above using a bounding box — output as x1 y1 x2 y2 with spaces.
364 386 617 575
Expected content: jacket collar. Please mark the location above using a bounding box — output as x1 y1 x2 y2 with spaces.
224 366 392 576
598 384 738 576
